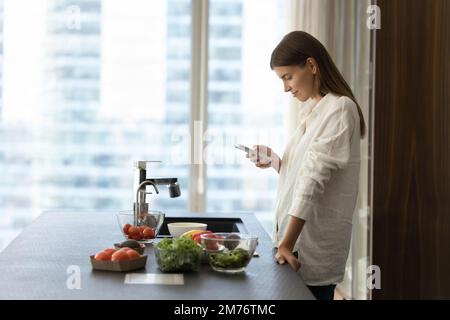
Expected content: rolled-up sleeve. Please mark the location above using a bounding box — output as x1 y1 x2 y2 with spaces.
288 104 356 221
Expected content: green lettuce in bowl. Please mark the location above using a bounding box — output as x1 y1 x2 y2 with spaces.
209 248 251 269
155 237 203 272
200 233 258 274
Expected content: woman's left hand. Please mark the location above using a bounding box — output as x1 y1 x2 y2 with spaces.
275 246 301 272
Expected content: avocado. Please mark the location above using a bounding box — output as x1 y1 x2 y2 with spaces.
119 239 141 249
224 233 241 250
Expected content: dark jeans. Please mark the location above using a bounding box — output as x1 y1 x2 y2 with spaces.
307 284 336 300
292 252 336 300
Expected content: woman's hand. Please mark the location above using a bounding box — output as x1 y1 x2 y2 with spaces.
246 145 281 172
275 216 305 272
275 245 301 272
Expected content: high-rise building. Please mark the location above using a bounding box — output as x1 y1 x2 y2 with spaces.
0 0 287 251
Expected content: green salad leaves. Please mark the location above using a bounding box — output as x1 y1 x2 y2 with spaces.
209 248 250 269
156 237 202 272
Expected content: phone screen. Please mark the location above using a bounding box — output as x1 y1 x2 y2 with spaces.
235 144 252 153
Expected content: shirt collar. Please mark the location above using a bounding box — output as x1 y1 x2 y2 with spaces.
310 92 334 116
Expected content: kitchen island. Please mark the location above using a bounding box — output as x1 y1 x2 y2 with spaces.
0 211 315 300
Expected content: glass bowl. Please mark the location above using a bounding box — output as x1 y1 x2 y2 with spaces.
200 233 258 274
116 210 165 244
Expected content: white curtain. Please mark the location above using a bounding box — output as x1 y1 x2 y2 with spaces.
286 0 372 300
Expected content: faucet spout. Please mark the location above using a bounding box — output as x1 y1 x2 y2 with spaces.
132 161 181 225
134 181 159 226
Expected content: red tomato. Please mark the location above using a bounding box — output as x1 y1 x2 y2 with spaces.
123 223 132 235
94 251 111 261
204 239 219 251
111 250 130 261
143 227 155 239
192 234 201 243
192 231 210 243
211 234 225 244
126 249 141 260
131 233 143 241
128 226 139 236
102 248 116 260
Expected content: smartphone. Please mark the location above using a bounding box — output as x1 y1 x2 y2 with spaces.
234 144 253 154
235 144 271 163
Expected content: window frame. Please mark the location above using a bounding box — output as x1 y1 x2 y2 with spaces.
189 0 209 212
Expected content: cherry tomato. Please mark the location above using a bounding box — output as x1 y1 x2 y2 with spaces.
123 224 132 235
143 227 155 239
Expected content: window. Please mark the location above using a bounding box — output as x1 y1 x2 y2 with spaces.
0 0 289 251
206 0 288 233
0 0 191 250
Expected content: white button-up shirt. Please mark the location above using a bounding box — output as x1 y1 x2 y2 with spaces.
273 93 361 286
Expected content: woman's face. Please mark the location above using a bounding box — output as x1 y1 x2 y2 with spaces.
273 58 318 102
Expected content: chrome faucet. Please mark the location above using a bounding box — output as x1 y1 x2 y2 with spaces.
133 161 181 225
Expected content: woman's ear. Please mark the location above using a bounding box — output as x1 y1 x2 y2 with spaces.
307 57 317 75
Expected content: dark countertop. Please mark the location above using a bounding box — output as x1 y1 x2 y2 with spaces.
0 211 315 300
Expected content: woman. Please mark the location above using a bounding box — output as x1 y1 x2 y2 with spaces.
247 31 365 300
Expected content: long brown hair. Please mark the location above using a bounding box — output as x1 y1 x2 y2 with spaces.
270 31 366 138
